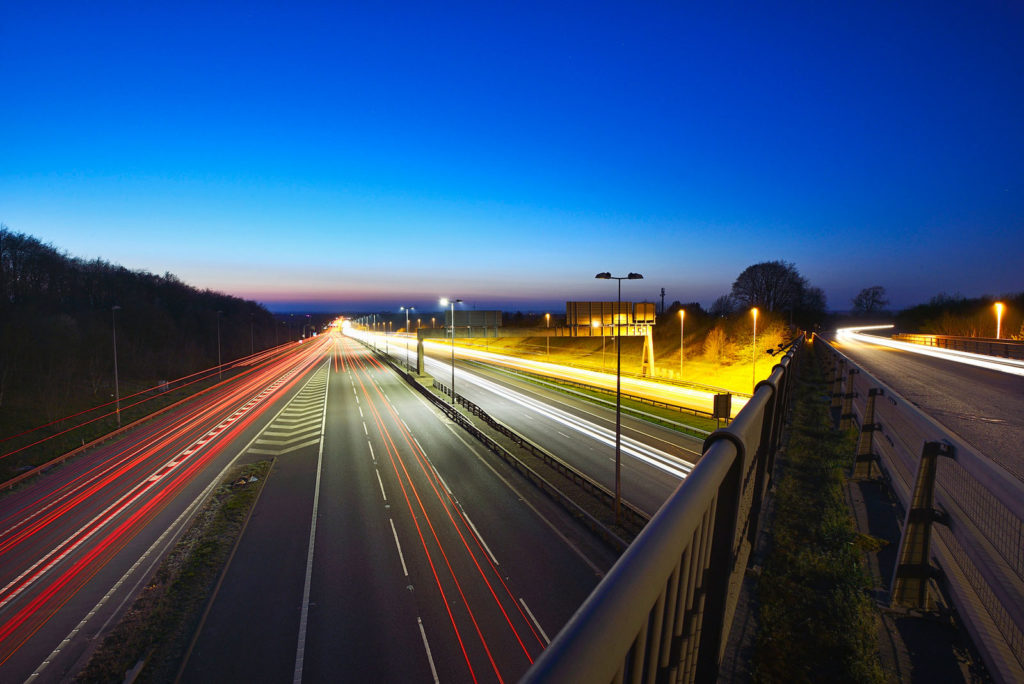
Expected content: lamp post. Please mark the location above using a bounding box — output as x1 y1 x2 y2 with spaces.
679 308 686 379
431 316 436 329
112 305 121 426
594 271 643 524
401 306 414 370
440 298 462 403
751 307 759 392
995 302 1005 339
216 310 223 380
545 312 551 356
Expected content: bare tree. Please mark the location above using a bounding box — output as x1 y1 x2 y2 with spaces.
852 286 888 314
731 261 805 313
709 294 736 317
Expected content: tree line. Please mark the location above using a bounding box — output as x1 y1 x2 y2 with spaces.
0 226 290 427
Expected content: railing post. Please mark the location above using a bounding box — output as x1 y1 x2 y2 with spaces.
890 440 953 609
853 387 883 478
830 357 845 414
839 368 858 431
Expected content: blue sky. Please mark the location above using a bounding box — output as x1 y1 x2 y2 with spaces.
2 2 1022 312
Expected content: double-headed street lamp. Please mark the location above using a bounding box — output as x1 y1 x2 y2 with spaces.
995 302 1005 339
112 305 121 426
440 298 462 403
595 271 643 524
400 306 415 370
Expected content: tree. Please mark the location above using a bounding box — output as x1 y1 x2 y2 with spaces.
709 295 736 317
852 286 888 314
731 261 805 313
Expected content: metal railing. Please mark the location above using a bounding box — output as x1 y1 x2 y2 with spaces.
522 337 800 683
817 336 1024 683
893 333 1024 360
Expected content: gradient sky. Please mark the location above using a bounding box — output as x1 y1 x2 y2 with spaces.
2 2 1022 313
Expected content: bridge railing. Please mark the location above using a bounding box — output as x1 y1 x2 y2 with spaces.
522 338 800 683
819 336 1024 683
892 333 1024 360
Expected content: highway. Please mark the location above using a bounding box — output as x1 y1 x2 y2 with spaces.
181 336 614 682
832 329 1024 480
0 335 333 681
357 330 704 516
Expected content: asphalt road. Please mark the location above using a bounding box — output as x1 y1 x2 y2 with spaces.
0 336 333 681
395 344 703 517
832 333 1024 481
182 335 613 683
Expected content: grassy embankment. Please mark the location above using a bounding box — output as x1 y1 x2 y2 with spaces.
76 460 271 684
753 345 883 683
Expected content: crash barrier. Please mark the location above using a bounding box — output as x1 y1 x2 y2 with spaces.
892 333 1024 361
433 380 651 528
817 336 1024 683
370 349 634 552
521 337 801 683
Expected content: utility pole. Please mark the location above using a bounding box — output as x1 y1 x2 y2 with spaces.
660 288 665 315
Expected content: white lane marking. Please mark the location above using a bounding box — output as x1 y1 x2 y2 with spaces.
292 363 331 684
413 437 425 452
463 512 499 567
390 518 408 576
358 406 364 418
418 617 440 684
1 365 300 612
29 359 329 682
362 422 368 436
519 598 551 644
556 431 571 439
376 469 387 502
400 417 410 431
367 442 376 462
441 422 605 576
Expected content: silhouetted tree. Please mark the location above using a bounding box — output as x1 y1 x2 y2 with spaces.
731 260 805 313
852 286 888 314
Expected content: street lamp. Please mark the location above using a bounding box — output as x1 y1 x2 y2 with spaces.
592 320 606 369
112 305 121 426
594 271 643 523
995 302 1005 339
216 310 223 380
401 306 414 370
440 298 462 403
751 307 759 392
679 308 686 379
546 312 551 356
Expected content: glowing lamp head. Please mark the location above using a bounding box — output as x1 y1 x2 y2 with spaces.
592 320 600 328
440 298 449 306
995 302 1005 315
679 309 685 319
751 307 759 319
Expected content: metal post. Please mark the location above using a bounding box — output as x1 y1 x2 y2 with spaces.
112 305 121 426
840 368 859 431
891 441 953 609
615 277 622 523
679 308 685 378
216 310 222 380
450 301 456 403
751 308 758 392
854 388 883 478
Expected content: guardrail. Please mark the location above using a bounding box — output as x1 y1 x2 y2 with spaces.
818 335 1024 683
522 337 801 683
433 380 651 528
893 333 1024 360
369 349 635 552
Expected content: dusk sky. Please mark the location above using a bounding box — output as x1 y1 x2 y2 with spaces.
2 2 1022 313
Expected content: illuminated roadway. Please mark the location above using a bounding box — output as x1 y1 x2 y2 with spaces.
832 329 1024 481
181 336 613 682
0 336 333 681
358 331 704 516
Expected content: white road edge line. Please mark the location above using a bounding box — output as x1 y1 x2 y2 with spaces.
390 518 408 576
418 617 440 684
519 598 551 644
292 363 331 684
29 358 329 683
463 512 499 567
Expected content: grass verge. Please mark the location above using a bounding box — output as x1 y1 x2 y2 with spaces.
753 350 883 683
76 460 271 683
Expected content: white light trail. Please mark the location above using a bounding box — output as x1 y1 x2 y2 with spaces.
836 325 1024 377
